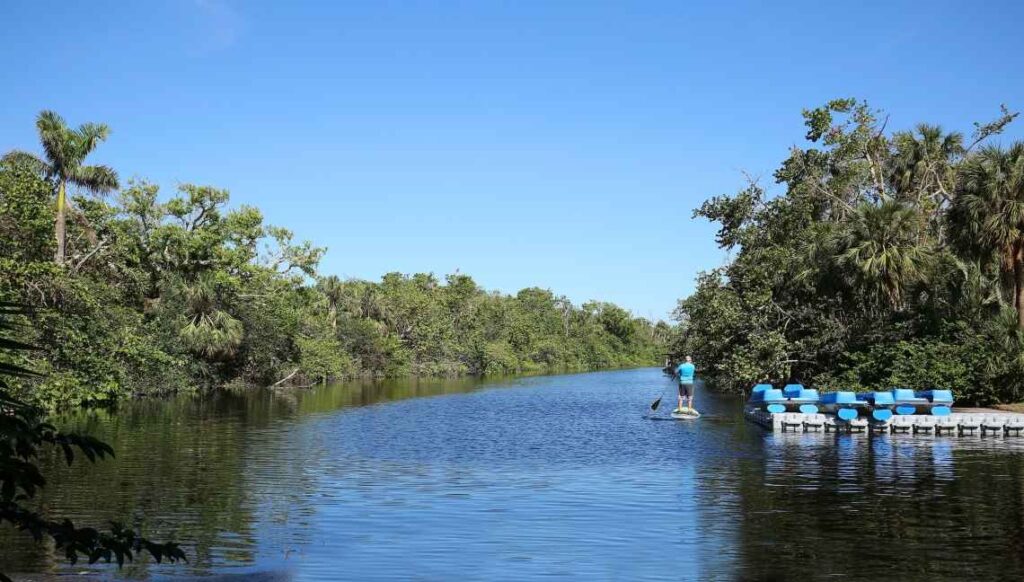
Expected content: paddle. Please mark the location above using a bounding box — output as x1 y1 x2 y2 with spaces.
650 387 669 411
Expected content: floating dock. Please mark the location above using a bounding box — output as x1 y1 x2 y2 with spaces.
745 408 1024 437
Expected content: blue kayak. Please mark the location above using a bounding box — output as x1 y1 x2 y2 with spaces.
891 388 954 415
821 391 868 420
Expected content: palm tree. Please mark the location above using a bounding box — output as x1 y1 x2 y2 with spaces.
178 273 244 360
950 143 1024 328
2 110 119 265
835 201 934 310
889 124 964 223
318 275 344 330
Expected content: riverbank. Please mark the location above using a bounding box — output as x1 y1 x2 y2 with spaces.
670 100 1024 406
261 360 660 390
2 126 670 409
2 111 673 410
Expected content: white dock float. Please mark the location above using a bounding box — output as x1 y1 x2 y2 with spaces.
745 408 1024 437
912 415 937 434
803 413 826 432
869 419 891 433
935 416 958 435
836 416 868 433
981 415 1005 435
891 415 914 434
1005 416 1024 435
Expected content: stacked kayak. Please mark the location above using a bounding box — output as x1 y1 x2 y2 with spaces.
855 391 896 421
747 384 955 419
922 390 954 416
747 383 820 414
891 388 953 416
782 384 821 413
748 384 787 414
890 389 930 415
820 391 868 420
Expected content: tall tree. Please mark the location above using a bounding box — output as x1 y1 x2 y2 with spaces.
177 272 245 360
318 275 344 330
2 110 119 265
950 143 1024 328
836 201 934 310
889 124 964 222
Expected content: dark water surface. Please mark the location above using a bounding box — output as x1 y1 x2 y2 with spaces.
4 368 1024 580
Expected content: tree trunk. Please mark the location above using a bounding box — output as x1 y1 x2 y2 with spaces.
54 181 67 266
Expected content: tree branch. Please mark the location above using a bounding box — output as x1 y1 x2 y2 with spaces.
270 368 300 388
71 238 109 273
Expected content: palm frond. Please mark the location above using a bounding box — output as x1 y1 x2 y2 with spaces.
833 200 935 308
69 164 119 194
76 123 112 156
1 149 51 176
0 336 40 352
0 303 39 378
0 361 40 378
35 110 74 172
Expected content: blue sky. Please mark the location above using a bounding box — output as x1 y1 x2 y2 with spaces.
3 0 1023 319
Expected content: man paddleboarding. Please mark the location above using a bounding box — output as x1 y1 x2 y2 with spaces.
675 356 696 412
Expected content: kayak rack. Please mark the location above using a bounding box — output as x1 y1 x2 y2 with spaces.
746 409 1024 437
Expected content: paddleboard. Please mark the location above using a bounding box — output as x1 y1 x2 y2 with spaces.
671 407 701 419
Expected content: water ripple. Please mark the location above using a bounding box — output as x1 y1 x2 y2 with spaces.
5 369 1024 580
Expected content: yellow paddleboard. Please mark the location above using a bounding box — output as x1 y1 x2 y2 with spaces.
671 407 701 419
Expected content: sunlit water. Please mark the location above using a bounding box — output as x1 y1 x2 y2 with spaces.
4 368 1024 580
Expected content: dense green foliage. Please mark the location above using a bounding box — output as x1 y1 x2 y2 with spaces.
0 304 186 580
672 99 1024 404
1 111 667 409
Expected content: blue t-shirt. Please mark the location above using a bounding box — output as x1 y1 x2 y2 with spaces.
676 362 695 384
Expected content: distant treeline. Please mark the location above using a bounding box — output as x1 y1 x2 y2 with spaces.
0 111 669 408
671 99 1024 405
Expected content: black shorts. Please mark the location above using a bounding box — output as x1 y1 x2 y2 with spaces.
678 382 694 397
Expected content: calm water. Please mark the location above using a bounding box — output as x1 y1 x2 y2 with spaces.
5 367 1024 580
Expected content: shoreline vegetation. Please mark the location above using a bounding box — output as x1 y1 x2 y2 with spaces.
669 99 1024 405
0 110 670 410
